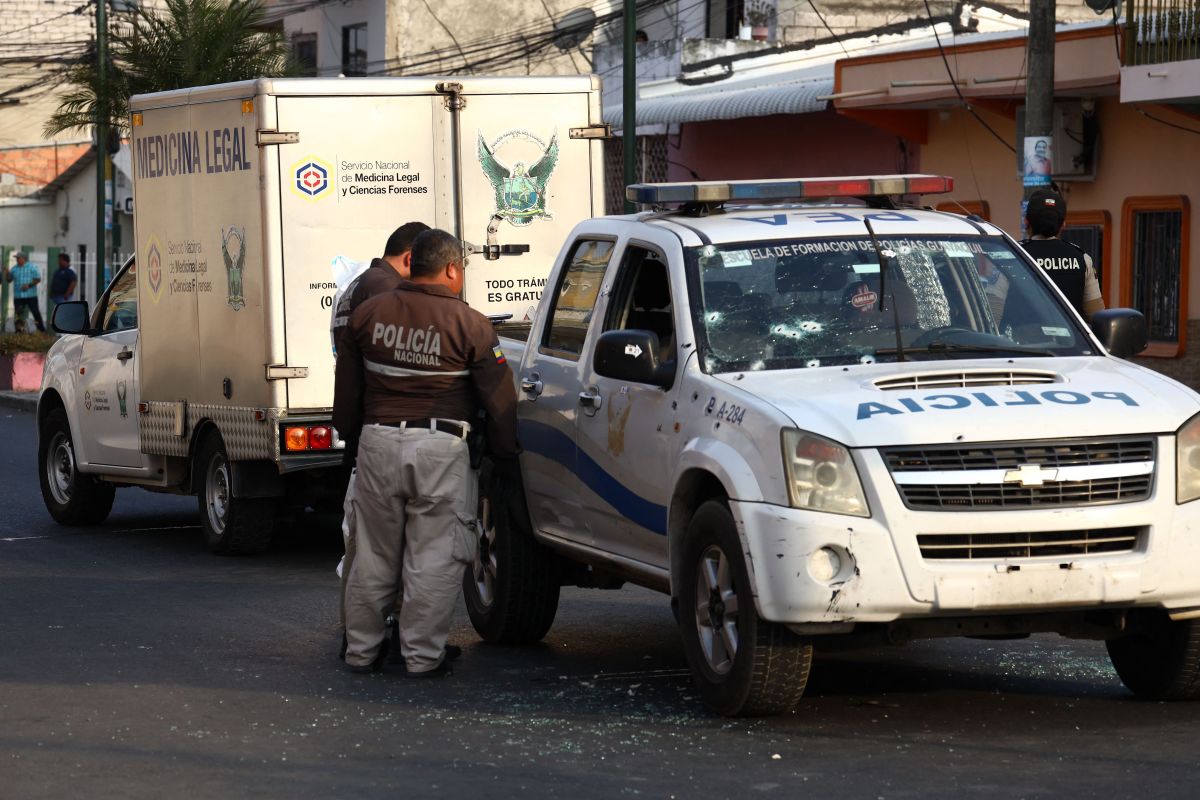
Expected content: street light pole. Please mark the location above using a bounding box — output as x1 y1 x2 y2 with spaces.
1022 0 1056 214
95 0 108 296
622 0 636 212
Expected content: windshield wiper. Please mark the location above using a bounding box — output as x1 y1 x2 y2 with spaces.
876 341 1056 357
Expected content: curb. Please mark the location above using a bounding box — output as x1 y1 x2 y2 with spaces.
0 391 37 413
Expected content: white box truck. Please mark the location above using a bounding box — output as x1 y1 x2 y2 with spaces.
37 76 605 553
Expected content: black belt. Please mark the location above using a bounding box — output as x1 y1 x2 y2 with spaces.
380 418 469 438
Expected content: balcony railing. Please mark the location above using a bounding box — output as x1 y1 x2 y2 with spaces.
1124 0 1200 66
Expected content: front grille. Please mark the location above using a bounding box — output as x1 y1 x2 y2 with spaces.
918 526 1144 560
884 437 1156 510
874 370 1057 391
899 475 1152 509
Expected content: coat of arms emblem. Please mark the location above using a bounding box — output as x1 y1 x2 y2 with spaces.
478 130 559 227
221 225 246 311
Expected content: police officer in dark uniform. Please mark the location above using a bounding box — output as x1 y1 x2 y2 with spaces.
1021 189 1104 321
332 221 429 660
332 221 430 355
334 228 518 676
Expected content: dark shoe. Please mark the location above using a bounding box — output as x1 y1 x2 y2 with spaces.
445 644 462 661
403 658 454 679
345 650 386 674
345 635 389 674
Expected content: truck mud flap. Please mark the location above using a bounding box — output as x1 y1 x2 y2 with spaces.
230 460 286 499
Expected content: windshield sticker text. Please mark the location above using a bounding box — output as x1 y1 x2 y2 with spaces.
856 390 1138 420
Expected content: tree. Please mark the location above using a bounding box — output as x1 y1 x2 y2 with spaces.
46 0 295 137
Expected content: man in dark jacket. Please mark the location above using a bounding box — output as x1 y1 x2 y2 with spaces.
334 228 518 676
332 221 429 659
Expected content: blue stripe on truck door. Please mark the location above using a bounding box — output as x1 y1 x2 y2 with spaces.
518 418 668 535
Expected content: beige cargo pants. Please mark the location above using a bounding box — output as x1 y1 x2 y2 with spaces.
338 471 402 631
344 423 477 673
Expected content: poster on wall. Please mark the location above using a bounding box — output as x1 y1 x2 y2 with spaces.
1022 136 1053 187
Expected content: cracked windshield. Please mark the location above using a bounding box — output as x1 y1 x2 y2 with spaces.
692 235 1091 372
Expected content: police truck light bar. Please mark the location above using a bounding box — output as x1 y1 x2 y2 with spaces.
626 174 954 205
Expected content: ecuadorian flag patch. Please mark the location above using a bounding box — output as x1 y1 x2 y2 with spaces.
493 346 506 365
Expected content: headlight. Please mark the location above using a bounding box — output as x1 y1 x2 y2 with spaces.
1177 413 1200 503
782 429 870 517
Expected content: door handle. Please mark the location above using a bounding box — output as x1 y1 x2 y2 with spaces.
117 348 134 362
520 376 543 398
578 391 602 411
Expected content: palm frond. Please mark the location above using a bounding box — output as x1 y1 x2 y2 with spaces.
46 0 295 138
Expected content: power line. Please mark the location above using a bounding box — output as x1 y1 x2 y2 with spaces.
805 0 849 57
0 1 93 40
922 0 1016 154
362 0 671 77
1135 106 1200 137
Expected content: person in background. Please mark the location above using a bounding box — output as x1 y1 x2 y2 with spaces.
49 253 78 320
8 252 45 332
1021 189 1104 322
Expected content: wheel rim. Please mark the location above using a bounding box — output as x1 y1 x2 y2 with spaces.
694 544 739 675
472 494 498 607
45 431 76 506
205 453 230 536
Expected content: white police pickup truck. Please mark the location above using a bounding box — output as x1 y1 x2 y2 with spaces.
464 174 1200 716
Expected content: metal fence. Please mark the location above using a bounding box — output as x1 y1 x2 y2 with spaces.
604 135 670 215
1 249 131 332
1125 0 1200 66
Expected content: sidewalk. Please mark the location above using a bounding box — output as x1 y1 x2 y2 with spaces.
0 390 37 412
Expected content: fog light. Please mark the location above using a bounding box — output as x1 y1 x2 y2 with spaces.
808 547 842 582
285 426 308 451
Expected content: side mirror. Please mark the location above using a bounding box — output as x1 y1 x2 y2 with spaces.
52 301 91 335
1091 308 1148 358
594 329 674 388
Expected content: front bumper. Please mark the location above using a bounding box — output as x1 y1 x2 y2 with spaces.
734 435 1200 625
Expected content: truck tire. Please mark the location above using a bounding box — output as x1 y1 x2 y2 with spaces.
677 500 812 716
463 460 560 643
38 407 116 526
1107 610 1200 700
195 433 274 555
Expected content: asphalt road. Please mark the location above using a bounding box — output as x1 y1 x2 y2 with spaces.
2 406 1198 799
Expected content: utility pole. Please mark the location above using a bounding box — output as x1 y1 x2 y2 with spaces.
1022 0 1056 216
622 0 636 212
95 0 108 297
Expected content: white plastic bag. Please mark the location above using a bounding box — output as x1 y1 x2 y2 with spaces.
329 255 372 356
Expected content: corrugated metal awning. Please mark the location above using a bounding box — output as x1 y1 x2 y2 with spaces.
604 75 833 129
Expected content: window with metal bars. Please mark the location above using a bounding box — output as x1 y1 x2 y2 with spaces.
293 33 317 77
342 23 367 77
604 135 669 214
1062 213 1108 297
1121 196 1190 356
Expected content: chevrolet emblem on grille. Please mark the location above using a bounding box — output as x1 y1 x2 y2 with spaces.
1003 464 1060 486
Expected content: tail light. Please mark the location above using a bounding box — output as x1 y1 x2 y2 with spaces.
283 424 338 452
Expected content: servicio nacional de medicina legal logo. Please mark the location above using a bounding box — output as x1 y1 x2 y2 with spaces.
477 129 559 227
145 235 164 304
292 156 333 199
